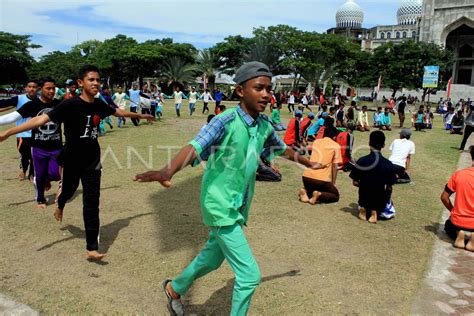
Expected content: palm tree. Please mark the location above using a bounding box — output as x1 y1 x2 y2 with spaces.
158 57 198 86
245 37 282 71
196 49 221 91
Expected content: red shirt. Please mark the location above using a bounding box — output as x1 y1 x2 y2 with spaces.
448 167 474 229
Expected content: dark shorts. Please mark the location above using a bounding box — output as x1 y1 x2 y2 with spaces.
445 219 474 240
358 190 387 212
393 164 410 183
302 177 339 204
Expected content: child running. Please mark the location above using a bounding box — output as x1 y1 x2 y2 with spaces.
133 62 325 315
0 65 155 260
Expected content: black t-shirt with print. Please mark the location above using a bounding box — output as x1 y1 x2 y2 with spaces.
47 96 116 170
17 98 62 151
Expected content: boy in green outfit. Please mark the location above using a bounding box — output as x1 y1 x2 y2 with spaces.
134 62 325 316
271 103 286 131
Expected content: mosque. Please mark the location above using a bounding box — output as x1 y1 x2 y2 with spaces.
327 0 474 98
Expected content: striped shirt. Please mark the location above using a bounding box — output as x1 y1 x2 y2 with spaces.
193 105 286 161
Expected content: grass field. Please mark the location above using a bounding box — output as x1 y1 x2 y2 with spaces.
0 100 462 314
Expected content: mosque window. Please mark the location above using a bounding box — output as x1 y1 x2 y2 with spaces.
403 31 407 38
387 32 391 39
412 31 416 39
381 32 385 39
396 32 400 39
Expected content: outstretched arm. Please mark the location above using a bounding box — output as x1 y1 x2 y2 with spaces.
133 144 197 187
0 114 50 142
0 106 14 113
280 147 325 169
114 108 155 122
0 111 22 125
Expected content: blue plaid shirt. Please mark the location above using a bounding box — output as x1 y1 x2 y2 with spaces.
192 105 286 161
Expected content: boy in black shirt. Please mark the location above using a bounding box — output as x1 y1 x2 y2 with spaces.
0 77 62 208
349 131 397 224
0 65 155 260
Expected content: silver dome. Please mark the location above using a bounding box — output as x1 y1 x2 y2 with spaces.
397 0 422 25
336 0 364 28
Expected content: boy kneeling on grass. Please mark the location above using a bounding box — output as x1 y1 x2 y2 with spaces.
134 62 326 316
349 131 397 224
441 146 474 251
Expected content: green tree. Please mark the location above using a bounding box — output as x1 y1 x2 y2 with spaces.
211 35 254 72
196 48 221 91
371 40 453 98
0 32 40 85
158 57 198 86
28 50 86 84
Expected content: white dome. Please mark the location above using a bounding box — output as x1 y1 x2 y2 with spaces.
397 0 422 25
336 0 364 28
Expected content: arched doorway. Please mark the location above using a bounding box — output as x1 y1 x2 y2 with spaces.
445 22 474 85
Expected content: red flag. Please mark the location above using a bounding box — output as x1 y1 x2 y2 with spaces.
447 77 453 98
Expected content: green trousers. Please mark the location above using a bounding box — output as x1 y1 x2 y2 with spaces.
172 223 261 316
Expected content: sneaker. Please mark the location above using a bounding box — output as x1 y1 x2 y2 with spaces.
162 279 184 316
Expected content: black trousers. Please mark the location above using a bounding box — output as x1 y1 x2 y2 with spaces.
16 137 34 178
302 176 340 203
393 164 411 183
202 102 209 114
445 219 474 240
460 125 474 150
130 106 139 126
288 103 295 112
57 167 101 251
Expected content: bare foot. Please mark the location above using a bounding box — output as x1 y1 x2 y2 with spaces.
454 230 466 249
37 203 47 209
465 233 474 252
18 171 25 181
309 191 321 205
358 207 367 221
54 207 63 222
368 210 377 224
86 251 106 261
299 188 309 203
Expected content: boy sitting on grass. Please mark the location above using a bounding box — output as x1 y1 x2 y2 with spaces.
441 146 474 251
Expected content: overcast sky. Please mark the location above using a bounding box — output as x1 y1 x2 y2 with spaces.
1 0 401 58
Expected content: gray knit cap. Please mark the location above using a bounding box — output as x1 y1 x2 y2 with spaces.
234 61 272 85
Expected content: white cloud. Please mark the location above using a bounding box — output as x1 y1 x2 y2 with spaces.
0 0 400 58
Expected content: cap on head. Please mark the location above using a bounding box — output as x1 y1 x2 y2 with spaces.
308 112 315 119
321 112 329 118
234 61 272 85
65 79 74 86
400 128 412 138
294 110 303 118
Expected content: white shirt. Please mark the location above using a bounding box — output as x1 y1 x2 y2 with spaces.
189 91 198 103
174 91 184 104
113 92 127 110
289 95 295 104
302 95 308 105
389 138 415 168
203 92 212 103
